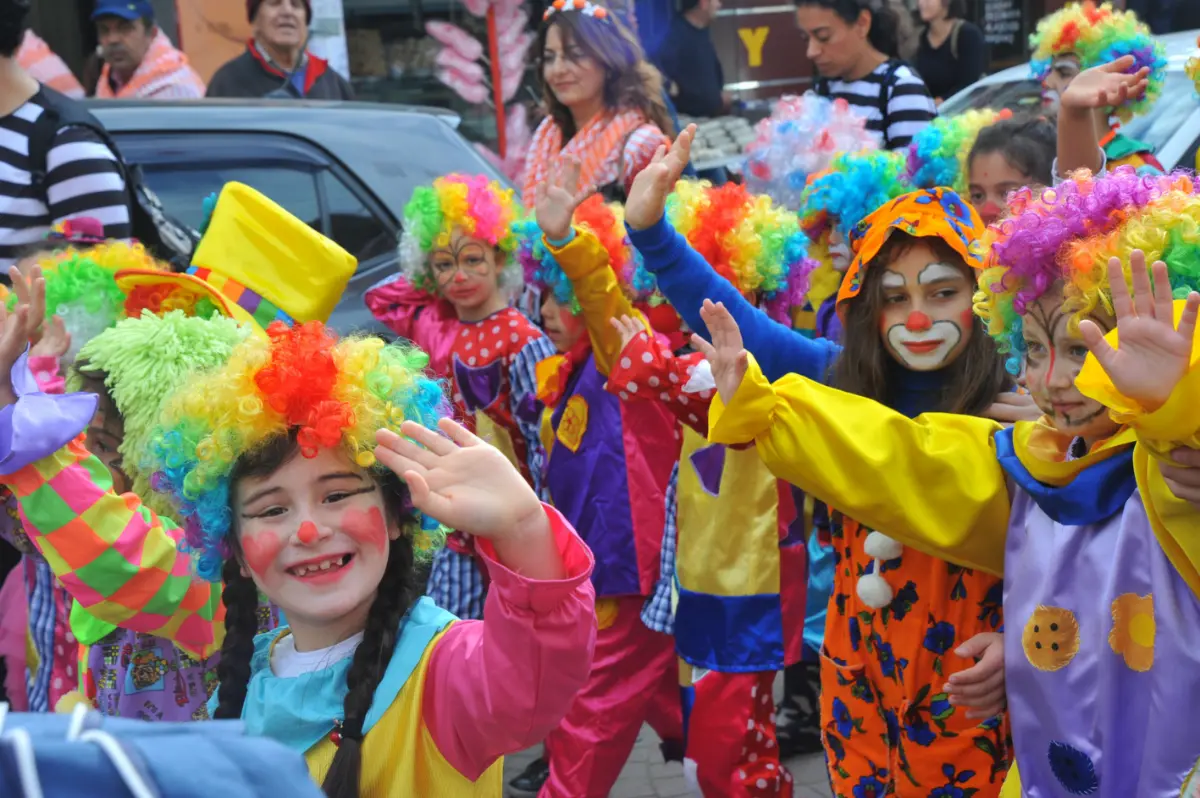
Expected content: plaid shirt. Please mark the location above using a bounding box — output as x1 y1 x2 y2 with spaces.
8 438 224 659
641 463 679 634
425 547 486 621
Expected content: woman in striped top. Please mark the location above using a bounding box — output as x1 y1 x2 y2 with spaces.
800 0 937 149
522 0 674 207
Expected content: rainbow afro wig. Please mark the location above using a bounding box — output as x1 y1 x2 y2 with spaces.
514 195 641 316
800 149 912 242
148 321 450 581
975 167 1200 374
636 181 818 323
72 311 252 521
13 236 168 363
399 173 524 293
905 109 1012 195
1029 2 1166 123
743 93 879 212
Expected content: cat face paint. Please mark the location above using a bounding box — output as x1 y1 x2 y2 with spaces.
1022 291 1120 444
878 246 975 372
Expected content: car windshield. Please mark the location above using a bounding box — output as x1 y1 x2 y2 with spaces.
941 71 1197 153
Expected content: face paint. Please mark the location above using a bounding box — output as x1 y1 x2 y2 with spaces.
878 255 973 372
341 506 388 555
297 521 319 545
241 528 285 578
905 311 932 332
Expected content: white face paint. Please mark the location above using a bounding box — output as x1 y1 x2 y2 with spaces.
878 256 974 372
828 230 852 272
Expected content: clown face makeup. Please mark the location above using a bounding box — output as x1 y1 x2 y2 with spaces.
828 229 852 273
968 150 1033 228
235 447 400 650
1041 54 1081 112
540 294 586 353
1022 289 1121 447
430 229 506 321
878 245 975 372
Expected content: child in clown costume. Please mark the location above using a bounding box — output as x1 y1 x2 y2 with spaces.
516 162 682 798
366 174 554 622
0 262 596 795
1031 1 1166 174
626 127 1019 797
607 175 817 797
700 166 1200 798
1 183 358 720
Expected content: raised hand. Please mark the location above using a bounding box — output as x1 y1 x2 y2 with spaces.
1079 251 1200 410
609 314 648 352
944 632 1006 719
624 124 696 231
0 264 47 408
1060 55 1150 111
535 156 587 242
30 315 71 362
689 299 748 405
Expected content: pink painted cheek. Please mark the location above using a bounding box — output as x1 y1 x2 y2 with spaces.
240 528 285 578
960 309 975 328
341 506 388 555
297 521 319 545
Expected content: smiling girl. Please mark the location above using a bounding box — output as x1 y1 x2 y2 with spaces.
367 174 555 622
523 0 673 206
700 167 1200 798
0 271 595 795
625 127 1022 797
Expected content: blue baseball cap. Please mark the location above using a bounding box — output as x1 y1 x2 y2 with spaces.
91 0 154 20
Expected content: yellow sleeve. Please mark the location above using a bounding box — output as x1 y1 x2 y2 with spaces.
546 228 646 377
709 354 1012 576
1076 304 1200 598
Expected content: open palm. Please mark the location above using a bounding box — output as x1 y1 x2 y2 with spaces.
689 299 749 405
624 124 696 231
0 264 47 408
534 156 587 242
1060 55 1149 111
1080 251 1200 409
374 418 544 541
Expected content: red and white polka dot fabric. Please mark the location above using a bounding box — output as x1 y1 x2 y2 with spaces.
605 328 713 435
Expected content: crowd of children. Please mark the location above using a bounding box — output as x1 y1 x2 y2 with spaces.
0 2 1198 797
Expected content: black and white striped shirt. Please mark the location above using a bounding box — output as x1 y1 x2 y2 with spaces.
0 91 131 273
817 60 938 149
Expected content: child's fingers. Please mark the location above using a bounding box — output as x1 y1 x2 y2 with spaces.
690 332 716 360
376 427 440 469
946 668 1004 699
1107 256 1134 320
1150 260 1174 322
964 702 1005 720
1176 292 1200 355
1129 251 1154 318
438 416 483 448
399 419 457 456
1079 319 1116 371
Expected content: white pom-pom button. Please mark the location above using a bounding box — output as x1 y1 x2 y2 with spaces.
857 571 893 609
864 531 903 561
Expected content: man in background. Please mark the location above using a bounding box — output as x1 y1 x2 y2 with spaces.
654 0 730 118
206 0 353 99
92 0 205 98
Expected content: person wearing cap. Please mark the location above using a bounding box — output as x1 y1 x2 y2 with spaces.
206 0 353 100
92 0 205 99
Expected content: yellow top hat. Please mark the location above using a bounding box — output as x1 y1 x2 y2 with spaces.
114 182 357 332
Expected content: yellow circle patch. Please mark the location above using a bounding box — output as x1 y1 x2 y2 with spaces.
1022 605 1080 672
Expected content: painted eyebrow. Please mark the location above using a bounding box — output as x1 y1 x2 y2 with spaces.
917 262 964 285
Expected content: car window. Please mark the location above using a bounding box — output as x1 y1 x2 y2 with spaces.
940 79 1043 117
139 165 321 233
321 172 396 264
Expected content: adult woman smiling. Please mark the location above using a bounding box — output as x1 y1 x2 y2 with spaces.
522 1 674 206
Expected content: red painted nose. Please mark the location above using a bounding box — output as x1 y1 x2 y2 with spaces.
297 521 319 544
905 311 932 332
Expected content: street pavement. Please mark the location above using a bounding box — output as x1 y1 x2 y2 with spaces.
503 729 834 798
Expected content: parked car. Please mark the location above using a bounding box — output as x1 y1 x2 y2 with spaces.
87 99 513 334
940 29 1200 172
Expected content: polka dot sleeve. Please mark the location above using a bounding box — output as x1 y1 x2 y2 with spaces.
606 328 712 436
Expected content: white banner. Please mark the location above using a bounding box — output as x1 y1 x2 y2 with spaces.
307 0 351 79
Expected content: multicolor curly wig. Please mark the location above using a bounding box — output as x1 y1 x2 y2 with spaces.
1187 35 1200 96
148 321 451 581
514 194 641 316
906 109 1013 195
975 167 1200 374
1028 1 1166 122
633 181 818 323
12 237 168 363
72 311 252 521
743 93 879 211
800 149 912 242
398 174 524 293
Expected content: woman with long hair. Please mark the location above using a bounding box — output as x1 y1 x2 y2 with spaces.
522 0 675 206
799 0 937 148
913 0 985 104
